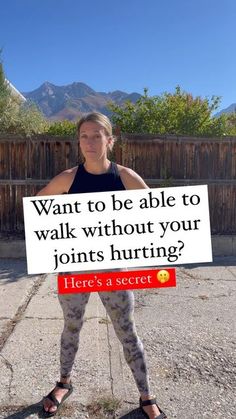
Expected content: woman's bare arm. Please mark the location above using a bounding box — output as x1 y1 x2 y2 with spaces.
118 166 149 190
36 168 76 196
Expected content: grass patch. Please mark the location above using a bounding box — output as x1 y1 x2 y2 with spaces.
87 395 122 417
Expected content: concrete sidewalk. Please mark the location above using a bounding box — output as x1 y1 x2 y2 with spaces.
0 258 236 419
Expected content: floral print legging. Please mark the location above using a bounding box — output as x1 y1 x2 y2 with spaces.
58 289 151 395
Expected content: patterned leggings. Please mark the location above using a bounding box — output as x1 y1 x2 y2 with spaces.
58 290 151 395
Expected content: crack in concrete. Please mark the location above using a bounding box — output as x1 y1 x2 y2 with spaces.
226 266 236 279
104 313 118 418
24 316 63 320
104 315 124 419
0 353 14 399
22 315 111 323
0 274 47 352
178 267 236 282
190 292 234 299
105 312 115 399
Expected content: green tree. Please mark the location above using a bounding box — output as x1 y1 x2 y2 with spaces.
108 86 229 137
46 120 77 136
0 53 48 136
224 112 236 135
0 55 12 116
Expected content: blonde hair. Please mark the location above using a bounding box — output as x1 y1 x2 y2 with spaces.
77 112 116 152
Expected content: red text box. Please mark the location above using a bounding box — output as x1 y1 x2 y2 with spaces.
58 268 176 294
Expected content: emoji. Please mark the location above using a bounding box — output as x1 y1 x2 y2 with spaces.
157 270 170 283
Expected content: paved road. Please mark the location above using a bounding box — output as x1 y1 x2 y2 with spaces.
0 258 235 418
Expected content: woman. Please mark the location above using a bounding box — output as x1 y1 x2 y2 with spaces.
37 112 167 419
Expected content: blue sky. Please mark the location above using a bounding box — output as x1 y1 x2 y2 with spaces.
0 0 235 111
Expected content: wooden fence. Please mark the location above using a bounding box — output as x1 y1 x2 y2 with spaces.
0 133 235 236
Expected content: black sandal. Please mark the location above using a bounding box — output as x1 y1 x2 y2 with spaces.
139 397 167 419
42 381 73 417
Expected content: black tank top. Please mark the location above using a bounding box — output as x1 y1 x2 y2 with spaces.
67 161 126 194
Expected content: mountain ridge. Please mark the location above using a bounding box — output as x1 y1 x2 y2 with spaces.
22 82 235 120
215 103 236 117
22 81 141 120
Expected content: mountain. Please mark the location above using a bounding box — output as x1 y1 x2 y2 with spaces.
22 82 141 121
215 103 236 117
